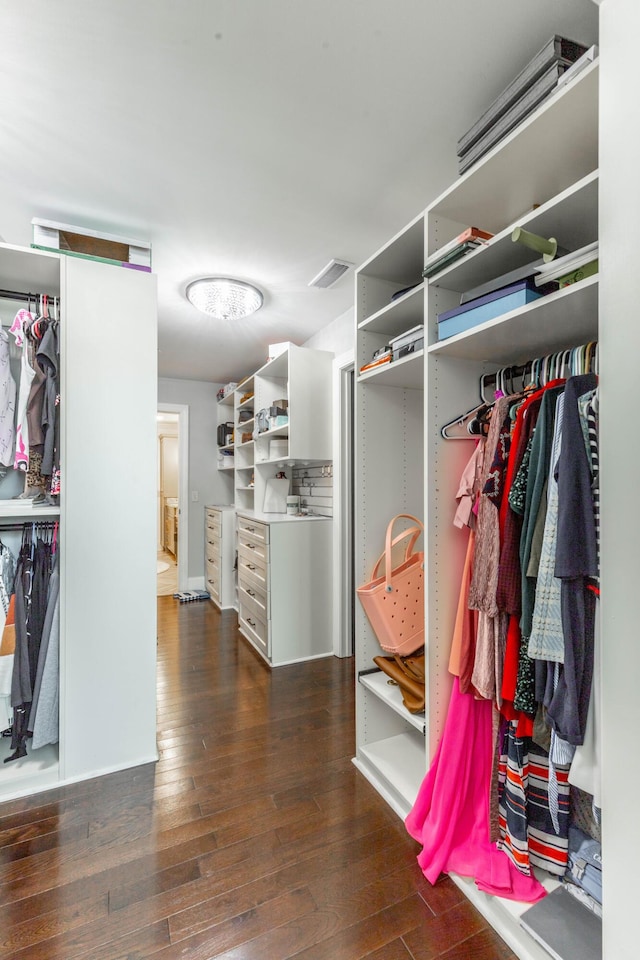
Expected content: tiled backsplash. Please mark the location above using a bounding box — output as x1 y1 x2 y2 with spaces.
292 463 333 518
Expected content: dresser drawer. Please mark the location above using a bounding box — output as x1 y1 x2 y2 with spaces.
237 517 269 545
206 575 220 604
239 604 269 656
205 540 221 565
205 525 221 549
238 580 269 621
237 552 268 593
237 532 268 564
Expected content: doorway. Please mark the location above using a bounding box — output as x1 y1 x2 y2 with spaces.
333 350 355 657
157 404 189 595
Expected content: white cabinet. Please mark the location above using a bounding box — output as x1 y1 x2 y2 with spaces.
233 344 333 515
354 60 602 960
236 511 332 666
204 505 235 610
0 243 157 801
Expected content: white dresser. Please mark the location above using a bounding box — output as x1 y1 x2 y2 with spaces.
204 505 236 610
236 511 332 666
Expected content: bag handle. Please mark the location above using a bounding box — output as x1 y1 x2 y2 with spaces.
371 514 424 591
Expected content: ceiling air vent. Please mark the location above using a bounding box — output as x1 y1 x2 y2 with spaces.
308 259 353 289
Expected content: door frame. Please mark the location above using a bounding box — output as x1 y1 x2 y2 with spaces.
157 402 189 592
332 349 355 658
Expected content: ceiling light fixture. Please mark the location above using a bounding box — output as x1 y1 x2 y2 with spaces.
185 277 264 320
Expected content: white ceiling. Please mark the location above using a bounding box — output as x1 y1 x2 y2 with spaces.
0 1 598 383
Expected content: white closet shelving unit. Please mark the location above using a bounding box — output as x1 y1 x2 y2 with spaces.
0 242 157 802
233 376 256 511
354 59 601 960
229 343 334 666
216 389 235 482
232 343 333 512
353 212 426 815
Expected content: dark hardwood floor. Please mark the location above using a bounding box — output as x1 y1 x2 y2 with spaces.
0 598 516 959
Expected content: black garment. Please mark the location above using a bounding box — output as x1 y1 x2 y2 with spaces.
547 374 598 746
37 322 59 478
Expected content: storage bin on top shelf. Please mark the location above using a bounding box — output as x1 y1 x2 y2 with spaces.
437 278 549 340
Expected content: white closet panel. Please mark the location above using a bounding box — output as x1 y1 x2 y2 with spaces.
60 256 157 780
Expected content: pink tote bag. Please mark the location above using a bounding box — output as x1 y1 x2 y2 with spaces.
357 514 425 656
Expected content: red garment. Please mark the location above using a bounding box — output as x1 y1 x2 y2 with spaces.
497 380 565 730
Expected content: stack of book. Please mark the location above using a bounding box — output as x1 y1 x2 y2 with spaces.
533 241 598 288
390 325 424 360
422 227 493 279
360 345 392 374
457 36 593 175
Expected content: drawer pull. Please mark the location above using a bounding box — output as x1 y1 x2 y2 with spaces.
247 617 256 627
247 544 256 550
247 564 256 571
246 526 255 532
246 589 255 597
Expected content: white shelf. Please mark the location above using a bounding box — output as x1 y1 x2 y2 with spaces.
429 171 599 294
254 349 288 379
359 670 425 733
357 211 425 283
449 874 562 960
358 283 425 336
255 424 289 439
0 242 61 294
358 350 424 388
428 60 599 236
255 457 292 467
0 504 60 519
353 732 425 820
237 418 255 431
216 392 235 407
218 443 234 453
428 276 598 364
0 741 59 801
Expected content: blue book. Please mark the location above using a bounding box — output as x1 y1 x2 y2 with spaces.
437 279 545 341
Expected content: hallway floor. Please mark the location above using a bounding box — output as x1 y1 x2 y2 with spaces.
157 549 178 596
0 599 516 959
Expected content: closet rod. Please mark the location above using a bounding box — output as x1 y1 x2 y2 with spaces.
0 289 58 304
0 524 57 532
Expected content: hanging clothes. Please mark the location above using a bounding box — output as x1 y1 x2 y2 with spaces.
29 551 59 748
6 524 56 761
411 353 601 897
10 309 36 472
0 328 16 472
37 318 60 482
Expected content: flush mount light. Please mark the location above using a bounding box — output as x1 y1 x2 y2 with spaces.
185 277 264 320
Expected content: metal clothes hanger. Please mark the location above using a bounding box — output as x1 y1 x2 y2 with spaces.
441 402 493 439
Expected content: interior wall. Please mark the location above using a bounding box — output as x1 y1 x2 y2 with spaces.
158 377 228 584
303 305 353 355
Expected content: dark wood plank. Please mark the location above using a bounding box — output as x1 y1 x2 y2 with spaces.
0 597 513 960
